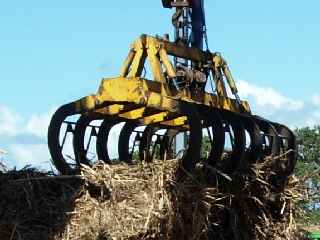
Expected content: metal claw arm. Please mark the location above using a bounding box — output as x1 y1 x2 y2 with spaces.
212 53 240 102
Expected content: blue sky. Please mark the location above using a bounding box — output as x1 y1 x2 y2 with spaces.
0 0 319 169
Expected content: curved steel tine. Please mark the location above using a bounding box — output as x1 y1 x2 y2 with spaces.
73 115 96 166
139 126 159 162
206 110 225 168
219 112 246 174
242 117 263 164
118 122 139 164
160 129 179 160
179 104 202 173
259 121 280 158
48 102 80 175
96 118 121 164
276 125 297 177
225 122 246 174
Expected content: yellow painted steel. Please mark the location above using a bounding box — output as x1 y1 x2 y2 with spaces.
146 37 166 83
73 35 251 127
119 49 135 77
75 95 96 112
83 77 250 113
212 53 239 96
142 112 168 125
128 38 146 78
119 107 146 119
212 54 228 97
159 48 176 78
161 116 187 126
95 104 124 115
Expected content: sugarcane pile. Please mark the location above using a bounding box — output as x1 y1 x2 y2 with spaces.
0 155 305 240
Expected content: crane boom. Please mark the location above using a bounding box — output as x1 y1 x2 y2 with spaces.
190 0 206 49
162 0 207 50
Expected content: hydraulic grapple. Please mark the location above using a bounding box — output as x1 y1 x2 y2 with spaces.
48 0 297 184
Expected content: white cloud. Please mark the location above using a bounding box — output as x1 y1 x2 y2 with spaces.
227 80 320 128
0 106 56 169
0 105 22 136
237 80 304 112
8 144 51 170
26 108 55 139
312 94 320 106
0 105 55 139
303 111 320 127
0 149 8 155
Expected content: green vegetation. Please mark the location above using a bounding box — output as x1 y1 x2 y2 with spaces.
294 126 320 225
201 135 211 159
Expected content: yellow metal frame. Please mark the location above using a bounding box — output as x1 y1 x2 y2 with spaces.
74 35 251 128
